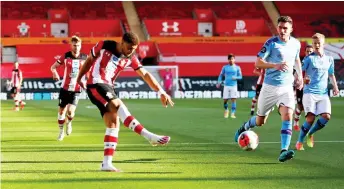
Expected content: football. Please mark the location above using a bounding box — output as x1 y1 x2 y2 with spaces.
238 131 259 151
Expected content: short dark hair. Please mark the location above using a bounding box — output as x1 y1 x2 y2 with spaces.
122 32 139 45
228 54 235 59
277 16 293 25
306 45 313 49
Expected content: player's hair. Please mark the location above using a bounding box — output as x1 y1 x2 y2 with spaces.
277 16 293 25
122 32 139 45
306 45 313 49
312 33 325 40
70 35 82 43
14 61 19 64
228 54 235 60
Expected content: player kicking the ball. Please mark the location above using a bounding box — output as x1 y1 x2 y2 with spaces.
295 33 339 151
76 32 174 172
216 54 242 118
51 36 88 141
234 16 303 162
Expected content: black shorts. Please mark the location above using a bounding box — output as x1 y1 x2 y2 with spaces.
58 88 80 108
256 84 262 96
86 83 118 117
296 88 304 105
10 87 20 94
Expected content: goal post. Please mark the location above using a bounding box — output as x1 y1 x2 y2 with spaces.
121 65 179 98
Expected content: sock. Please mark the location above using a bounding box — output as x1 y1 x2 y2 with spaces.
231 102 236 114
224 102 228 111
294 108 301 124
57 113 66 130
251 97 257 111
118 104 154 140
244 116 257 130
103 127 119 165
281 120 292 150
297 121 312 143
14 100 19 109
308 117 328 136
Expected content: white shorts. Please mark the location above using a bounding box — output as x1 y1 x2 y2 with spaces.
257 84 295 116
302 93 331 116
223 86 238 99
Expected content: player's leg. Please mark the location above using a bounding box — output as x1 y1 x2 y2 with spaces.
229 86 238 118
117 99 170 146
57 89 68 141
230 98 237 118
12 87 19 111
296 93 316 150
293 89 303 131
251 84 261 116
277 87 296 162
65 92 80 136
234 84 276 142
101 101 121 172
86 84 121 171
306 95 331 148
223 86 230 118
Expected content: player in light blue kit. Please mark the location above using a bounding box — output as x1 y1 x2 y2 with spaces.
295 33 339 151
216 54 242 118
234 16 304 162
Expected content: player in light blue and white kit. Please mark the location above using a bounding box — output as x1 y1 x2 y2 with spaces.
216 54 242 118
234 16 304 162
295 33 339 151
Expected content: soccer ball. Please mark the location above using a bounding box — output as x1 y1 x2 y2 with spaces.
238 131 259 151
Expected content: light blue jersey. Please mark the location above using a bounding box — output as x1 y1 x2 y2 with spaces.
302 52 334 95
257 36 301 87
218 64 242 86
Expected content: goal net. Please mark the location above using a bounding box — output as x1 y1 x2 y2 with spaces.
116 65 179 99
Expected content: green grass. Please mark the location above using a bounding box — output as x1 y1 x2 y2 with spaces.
1 98 344 189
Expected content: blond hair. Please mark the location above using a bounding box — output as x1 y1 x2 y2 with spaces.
71 35 82 43
312 33 325 40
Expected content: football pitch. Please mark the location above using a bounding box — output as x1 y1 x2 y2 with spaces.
1 98 344 189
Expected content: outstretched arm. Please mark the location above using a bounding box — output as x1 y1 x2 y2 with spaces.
136 67 174 107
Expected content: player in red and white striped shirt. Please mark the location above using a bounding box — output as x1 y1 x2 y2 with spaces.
10 62 25 111
77 32 174 172
250 67 265 115
51 36 88 141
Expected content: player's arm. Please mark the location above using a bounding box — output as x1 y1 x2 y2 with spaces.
216 67 225 88
76 52 94 88
51 60 63 81
77 41 103 88
19 70 23 87
328 57 339 96
256 40 287 71
233 66 243 80
294 56 303 90
135 67 174 107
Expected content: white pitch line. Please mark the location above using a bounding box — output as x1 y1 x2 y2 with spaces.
2 141 344 148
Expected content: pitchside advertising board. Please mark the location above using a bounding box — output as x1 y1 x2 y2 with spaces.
1 75 344 100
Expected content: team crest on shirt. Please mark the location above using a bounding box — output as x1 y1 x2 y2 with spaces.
112 56 119 62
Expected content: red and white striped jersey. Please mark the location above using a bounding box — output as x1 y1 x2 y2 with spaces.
57 51 88 92
88 40 142 85
256 68 265 85
11 69 23 87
